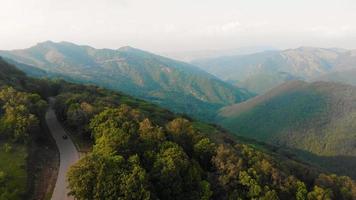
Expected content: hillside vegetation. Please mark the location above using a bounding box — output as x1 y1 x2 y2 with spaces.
2 57 356 199
0 58 54 199
48 79 356 200
0 41 252 120
193 47 356 93
218 80 356 177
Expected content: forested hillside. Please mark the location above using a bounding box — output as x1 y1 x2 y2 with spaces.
0 58 58 199
218 80 356 178
0 41 252 120
1 57 356 199
52 80 356 199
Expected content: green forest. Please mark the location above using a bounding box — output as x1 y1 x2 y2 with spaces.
53 80 356 199
1 57 356 200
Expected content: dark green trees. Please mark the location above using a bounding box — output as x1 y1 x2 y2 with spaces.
67 153 151 200
0 87 47 143
67 103 356 200
67 107 212 200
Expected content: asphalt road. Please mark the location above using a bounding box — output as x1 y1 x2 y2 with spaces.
46 103 79 200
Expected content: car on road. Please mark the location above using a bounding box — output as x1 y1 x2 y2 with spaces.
62 135 68 140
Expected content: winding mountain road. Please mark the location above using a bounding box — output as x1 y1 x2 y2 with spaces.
45 101 79 200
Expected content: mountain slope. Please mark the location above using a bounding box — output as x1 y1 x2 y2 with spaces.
0 41 252 120
2 55 356 198
0 57 59 199
218 80 356 157
316 68 356 86
193 47 356 93
217 80 356 177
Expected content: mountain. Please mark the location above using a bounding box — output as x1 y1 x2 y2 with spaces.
3 57 49 78
316 68 356 86
2 54 356 199
193 47 356 94
0 57 26 86
161 46 276 62
0 41 252 120
217 80 356 177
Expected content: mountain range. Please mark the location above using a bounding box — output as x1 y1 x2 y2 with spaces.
193 47 356 94
2 56 356 199
3 42 356 179
0 41 252 120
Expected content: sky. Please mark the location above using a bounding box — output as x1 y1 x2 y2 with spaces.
1 0 356 53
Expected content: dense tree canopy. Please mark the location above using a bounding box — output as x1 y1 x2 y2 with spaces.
0 87 47 143
1 57 354 200
65 103 356 200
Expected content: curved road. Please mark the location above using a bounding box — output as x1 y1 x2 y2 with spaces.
46 102 79 200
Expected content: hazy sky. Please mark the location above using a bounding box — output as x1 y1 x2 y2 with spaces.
1 0 356 52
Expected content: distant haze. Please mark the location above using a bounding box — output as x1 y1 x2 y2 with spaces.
1 0 356 53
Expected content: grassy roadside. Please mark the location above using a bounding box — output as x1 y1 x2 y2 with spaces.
0 142 27 200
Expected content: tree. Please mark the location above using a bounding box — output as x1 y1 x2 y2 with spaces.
89 106 142 140
199 180 213 200
212 145 243 192
119 155 151 200
0 171 6 185
138 118 165 151
166 118 201 155
152 142 204 200
67 154 101 200
239 170 262 198
67 153 151 200
0 87 44 143
295 181 308 200
1 104 38 143
193 138 216 169
307 186 332 200
66 103 88 132
93 127 132 156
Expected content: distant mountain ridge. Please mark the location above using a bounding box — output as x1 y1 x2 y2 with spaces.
162 46 277 62
193 47 356 93
315 68 356 86
0 41 252 120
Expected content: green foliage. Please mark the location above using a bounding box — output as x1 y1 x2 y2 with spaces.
3 143 12 153
307 186 332 200
0 87 46 143
0 143 27 200
0 60 51 199
193 138 216 169
67 106 213 200
218 81 356 179
66 101 356 200
3 54 355 200
221 88 326 141
296 181 308 200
